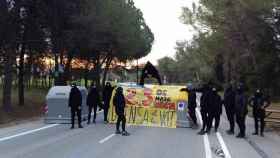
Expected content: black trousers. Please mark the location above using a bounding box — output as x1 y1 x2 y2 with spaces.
71 108 82 127
88 105 98 122
253 109 265 134
236 114 246 136
104 103 109 122
188 106 197 125
116 114 126 131
200 109 208 131
225 107 235 132
207 114 220 131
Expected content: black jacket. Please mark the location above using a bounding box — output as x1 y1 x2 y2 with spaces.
113 92 126 115
208 91 222 115
87 87 100 107
103 85 114 105
223 87 235 110
235 92 248 116
69 86 82 108
200 87 211 112
181 88 197 108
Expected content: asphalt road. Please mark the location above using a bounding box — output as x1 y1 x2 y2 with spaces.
0 99 279 158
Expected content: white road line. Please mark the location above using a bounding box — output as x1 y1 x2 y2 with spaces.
99 134 115 144
196 108 212 158
0 124 59 142
216 132 232 158
0 109 104 142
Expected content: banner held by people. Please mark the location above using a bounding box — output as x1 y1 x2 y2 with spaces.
108 85 188 128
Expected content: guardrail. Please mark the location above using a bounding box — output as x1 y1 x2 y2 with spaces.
265 109 280 124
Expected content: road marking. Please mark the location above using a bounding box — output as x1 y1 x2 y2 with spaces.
0 109 104 142
196 108 212 158
0 124 59 142
216 132 232 158
99 134 115 144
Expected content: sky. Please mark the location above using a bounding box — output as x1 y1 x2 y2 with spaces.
133 0 198 65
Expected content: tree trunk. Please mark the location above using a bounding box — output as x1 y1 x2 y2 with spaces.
84 62 90 88
102 57 112 89
18 44 25 106
3 49 14 112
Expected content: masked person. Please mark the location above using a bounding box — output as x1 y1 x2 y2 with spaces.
69 84 83 129
223 84 236 135
181 85 198 128
235 85 248 138
249 89 270 137
197 83 211 135
103 82 114 123
206 87 222 133
113 87 130 136
87 84 100 124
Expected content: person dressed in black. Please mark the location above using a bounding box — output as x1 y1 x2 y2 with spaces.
181 85 198 128
87 84 100 124
235 85 248 138
197 83 211 135
113 87 130 136
103 82 114 123
249 89 270 137
223 84 236 135
69 84 83 129
206 87 222 133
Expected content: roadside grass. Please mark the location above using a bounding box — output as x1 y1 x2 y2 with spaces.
0 88 49 126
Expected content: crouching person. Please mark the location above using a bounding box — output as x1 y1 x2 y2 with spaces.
113 87 130 136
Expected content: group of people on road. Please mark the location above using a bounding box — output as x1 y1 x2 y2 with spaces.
68 80 270 138
183 82 270 138
68 82 129 136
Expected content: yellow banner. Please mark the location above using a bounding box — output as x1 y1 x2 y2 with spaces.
108 85 188 128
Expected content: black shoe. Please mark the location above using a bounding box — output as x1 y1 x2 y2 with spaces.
122 131 130 136
226 130 234 135
70 126 74 129
252 132 258 135
104 120 108 124
206 129 211 134
87 121 90 125
197 130 206 135
236 133 245 138
215 129 218 133
78 125 83 128
115 130 121 134
260 133 264 137
93 120 96 124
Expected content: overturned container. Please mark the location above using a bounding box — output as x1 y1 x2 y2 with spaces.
45 86 88 124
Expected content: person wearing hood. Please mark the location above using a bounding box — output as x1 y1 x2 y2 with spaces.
103 82 114 123
113 87 130 136
69 83 83 129
197 83 212 135
249 89 270 137
235 85 248 138
87 83 100 124
181 85 198 128
223 84 236 135
206 87 222 133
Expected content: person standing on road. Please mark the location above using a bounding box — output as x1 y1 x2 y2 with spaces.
103 82 114 123
197 83 211 135
69 84 83 129
223 84 236 135
87 84 100 124
249 89 270 137
181 85 198 128
235 85 248 138
113 87 130 136
206 87 222 133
